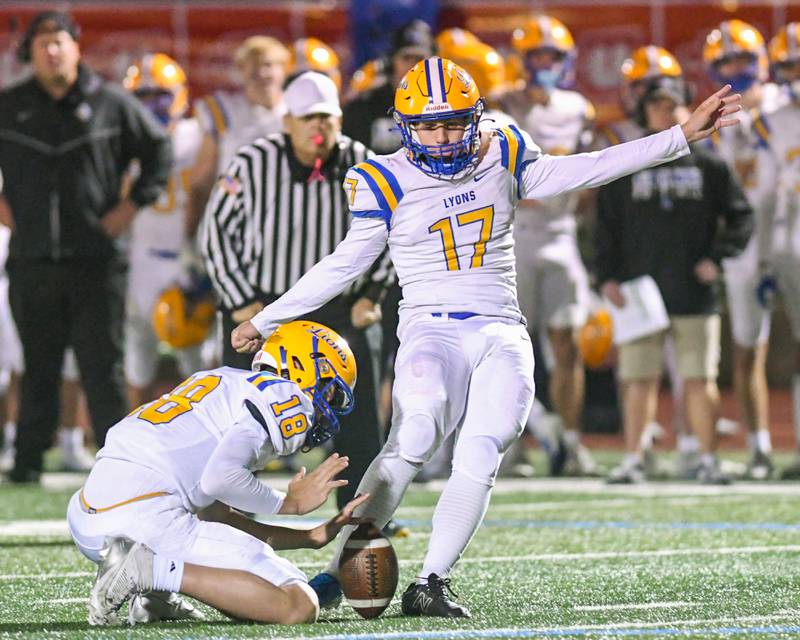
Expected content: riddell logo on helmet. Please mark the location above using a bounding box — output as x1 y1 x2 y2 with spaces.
307 327 347 364
422 102 453 114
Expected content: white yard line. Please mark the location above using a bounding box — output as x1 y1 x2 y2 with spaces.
269 612 800 640
33 597 87 605
2 540 799 578
0 571 91 581
2 542 797 579
0 494 758 539
0 520 69 537
29 471 800 496
573 601 702 612
293 543 800 569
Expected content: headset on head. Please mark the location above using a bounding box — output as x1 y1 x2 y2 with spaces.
17 12 81 64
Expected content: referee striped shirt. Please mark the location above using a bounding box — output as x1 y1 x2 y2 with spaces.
201 132 393 311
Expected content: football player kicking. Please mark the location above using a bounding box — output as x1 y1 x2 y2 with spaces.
232 57 741 618
67 321 367 625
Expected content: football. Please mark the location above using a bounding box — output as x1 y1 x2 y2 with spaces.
338 523 399 619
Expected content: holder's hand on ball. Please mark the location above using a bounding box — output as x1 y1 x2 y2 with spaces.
310 493 372 548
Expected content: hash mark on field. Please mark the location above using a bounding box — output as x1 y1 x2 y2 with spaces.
573 601 702 612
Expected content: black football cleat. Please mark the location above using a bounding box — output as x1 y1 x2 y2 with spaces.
401 573 471 618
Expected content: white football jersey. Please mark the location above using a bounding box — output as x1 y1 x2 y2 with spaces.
127 118 203 316
98 367 312 510
130 118 202 261
248 123 689 337
705 84 786 199
706 84 789 264
194 91 286 173
503 89 595 236
754 100 800 256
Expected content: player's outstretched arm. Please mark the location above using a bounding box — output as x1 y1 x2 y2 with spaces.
680 84 742 143
197 493 371 550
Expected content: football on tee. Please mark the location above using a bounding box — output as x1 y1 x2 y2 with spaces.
338 523 399 619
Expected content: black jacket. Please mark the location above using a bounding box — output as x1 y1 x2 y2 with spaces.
342 80 402 154
0 64 171 260
595 143 753 315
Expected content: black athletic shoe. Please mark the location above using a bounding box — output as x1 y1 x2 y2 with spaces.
401 573 471 618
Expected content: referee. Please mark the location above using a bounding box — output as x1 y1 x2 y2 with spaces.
201 71 391 510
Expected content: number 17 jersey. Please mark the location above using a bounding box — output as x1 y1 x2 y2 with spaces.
347 127 538 323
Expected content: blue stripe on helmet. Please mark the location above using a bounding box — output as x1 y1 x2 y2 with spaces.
437 57 446 102
425 58 434 101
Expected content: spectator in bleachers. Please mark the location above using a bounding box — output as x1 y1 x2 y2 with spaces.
0 11 171 483
596 83 753 484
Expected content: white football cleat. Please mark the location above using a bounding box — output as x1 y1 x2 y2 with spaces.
128 591 204 625
88 537 154 626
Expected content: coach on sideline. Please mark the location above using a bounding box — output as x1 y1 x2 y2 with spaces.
0 11 171 483
201 71 391 509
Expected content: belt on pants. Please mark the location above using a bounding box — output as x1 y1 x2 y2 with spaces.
430 312 479 320
79 487 169 514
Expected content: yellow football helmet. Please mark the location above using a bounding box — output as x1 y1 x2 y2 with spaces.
770 23 800 96
435 28 482 54
288 37 342 91
252 321 356 449
703 19 768 92
152 286 215 350
620 45 685 115
578 308 614 369
348 58 388 97
123 53 188 125
511 15 576 90
393 56 484 177
621 45 682 83
436 31 507 101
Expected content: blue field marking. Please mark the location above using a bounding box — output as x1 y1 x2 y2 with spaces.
261 515 800 533
281 624 800 639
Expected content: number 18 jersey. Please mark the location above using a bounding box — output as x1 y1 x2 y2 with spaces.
98 367 313 509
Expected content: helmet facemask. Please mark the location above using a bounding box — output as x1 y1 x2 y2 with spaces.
773 61 800 101
135 88 178 127
709 51 762 93
301 337 354 451
523 47 574 91
394 100 484 178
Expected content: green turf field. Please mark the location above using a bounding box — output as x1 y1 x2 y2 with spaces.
2 461 800 639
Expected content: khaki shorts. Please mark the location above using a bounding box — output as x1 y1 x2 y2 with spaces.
618 314 721 381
